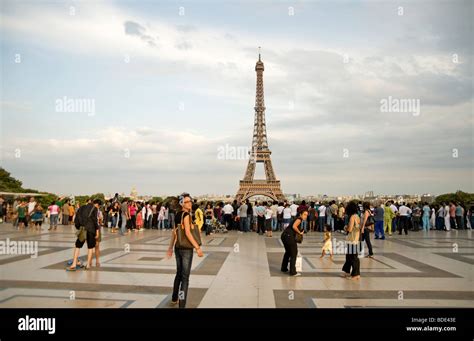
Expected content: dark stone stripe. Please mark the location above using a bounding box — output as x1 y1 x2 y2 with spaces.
434 253 474 265
273 290 474 308
0 280 207 308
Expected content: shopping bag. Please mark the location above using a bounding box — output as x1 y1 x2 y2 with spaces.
295 253 303 273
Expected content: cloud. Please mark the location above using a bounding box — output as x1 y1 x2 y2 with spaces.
1 0 472 195
124 20 157 47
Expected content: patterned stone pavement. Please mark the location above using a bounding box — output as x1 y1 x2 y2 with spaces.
0 223 472 308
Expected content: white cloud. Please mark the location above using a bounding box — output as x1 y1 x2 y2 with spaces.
1 1 472 195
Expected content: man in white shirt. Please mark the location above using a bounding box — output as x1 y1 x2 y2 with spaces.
239 202 248 232
222 202 234 230
290 202 298 218
318 204 326 232
283 204 292 229
398 203 411 235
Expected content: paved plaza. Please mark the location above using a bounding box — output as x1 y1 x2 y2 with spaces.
0 224 473 308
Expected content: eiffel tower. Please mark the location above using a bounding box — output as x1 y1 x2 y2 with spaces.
235 50 285 202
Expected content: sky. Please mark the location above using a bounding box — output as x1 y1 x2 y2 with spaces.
0 0 473 197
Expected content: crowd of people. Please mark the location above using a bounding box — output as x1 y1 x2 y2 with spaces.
198 199 473 236
2 196 472 236
1 194 473 306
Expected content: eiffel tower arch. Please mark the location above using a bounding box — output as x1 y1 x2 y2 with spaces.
235 50 285 203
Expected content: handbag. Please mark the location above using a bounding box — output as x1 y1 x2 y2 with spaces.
364 211 375 227
293 218 303 243
176 211 202 249
76 227 87 242
75 206 94 242
346 220 360 243
295 233 303 244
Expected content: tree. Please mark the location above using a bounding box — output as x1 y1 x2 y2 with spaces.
434 191 474 207
75 193 106 205
0 167 29 192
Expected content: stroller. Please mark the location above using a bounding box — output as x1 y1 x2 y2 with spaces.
207 218 228 234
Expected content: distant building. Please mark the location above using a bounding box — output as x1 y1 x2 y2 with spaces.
130 187 138 200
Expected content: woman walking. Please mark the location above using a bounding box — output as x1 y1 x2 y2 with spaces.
167 193 204 308
360 202 374 258
280 210 307 277
342 201 361 280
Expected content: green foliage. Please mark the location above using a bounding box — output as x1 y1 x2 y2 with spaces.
434 191 474 207
0 168 28 192
36 194 59 208
74 193 105 205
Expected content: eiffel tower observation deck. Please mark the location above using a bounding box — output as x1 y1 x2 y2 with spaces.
235 49 285 202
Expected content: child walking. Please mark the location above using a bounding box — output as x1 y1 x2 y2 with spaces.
320 225 333 259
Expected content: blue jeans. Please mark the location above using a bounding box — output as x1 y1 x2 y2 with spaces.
301 219 307 232
282 218 290 229
327 216 334 231
318 216 325 232
50 214 58 226
239 217 248 232
272 217 278 231
374 220 384 239
158 219 165 229
120 214 127 234
172 247 194 308
111 216 117 228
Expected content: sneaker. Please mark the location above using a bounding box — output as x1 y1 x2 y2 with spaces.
281 269 288 273
290 273 301 277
